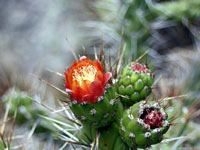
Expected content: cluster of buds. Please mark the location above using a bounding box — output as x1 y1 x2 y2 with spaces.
118 62 154 106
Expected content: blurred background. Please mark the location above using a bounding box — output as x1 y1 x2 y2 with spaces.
1 0 200 149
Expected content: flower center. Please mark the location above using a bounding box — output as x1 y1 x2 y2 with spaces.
141 109 163 129
72 63 97 86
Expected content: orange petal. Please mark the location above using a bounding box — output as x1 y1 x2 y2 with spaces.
81 80 90 95
74 86 84 103
94 60 103 72
95 71 104 84
79 56 87 61
90 80 104 97
83 94 96 103
64 72 71 89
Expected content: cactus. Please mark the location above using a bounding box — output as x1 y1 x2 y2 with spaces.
99 123 129 150
77 122 129 150
119 101 170 149
64 56 122 128
70 86 120 128
2 89 33 125
118 62 154 106
2 89 62 140
60 53 171 149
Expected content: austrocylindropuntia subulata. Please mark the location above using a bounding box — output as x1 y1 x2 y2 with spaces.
119 101 170 149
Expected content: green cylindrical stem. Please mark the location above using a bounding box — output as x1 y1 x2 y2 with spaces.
119 101 170 149
70 86 121 128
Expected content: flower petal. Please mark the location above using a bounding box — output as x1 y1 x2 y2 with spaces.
64 57 107 104
81 80 90 94
103 72 112 86
79 56 87 61
95 71 104 84
90 81 104 97
73 86 84 103
83 94 96 103
66 88 72 93
64 72 71 89
94 60 103 72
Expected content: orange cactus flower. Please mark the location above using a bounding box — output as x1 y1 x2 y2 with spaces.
64 56 112 104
